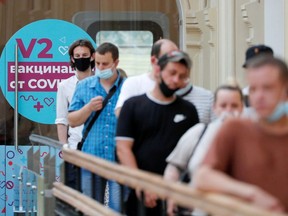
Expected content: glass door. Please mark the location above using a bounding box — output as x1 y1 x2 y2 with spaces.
0 0 179 215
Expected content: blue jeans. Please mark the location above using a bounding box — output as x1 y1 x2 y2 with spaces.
81 169 121 212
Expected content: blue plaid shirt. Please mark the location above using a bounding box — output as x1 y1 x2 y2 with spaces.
69 74 124 161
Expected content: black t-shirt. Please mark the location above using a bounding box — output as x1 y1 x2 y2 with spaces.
116 93 199 175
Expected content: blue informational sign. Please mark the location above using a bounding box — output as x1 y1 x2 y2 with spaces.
0 19 96 124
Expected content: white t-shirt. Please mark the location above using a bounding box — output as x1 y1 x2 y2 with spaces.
115 72 155 110
115 72 214 124
55 75 83 149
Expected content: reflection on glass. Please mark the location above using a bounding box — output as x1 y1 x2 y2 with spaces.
96 31 153 76
12 142 63 216
13 165 39 215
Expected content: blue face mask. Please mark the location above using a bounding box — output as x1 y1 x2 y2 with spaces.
95 66 114 79
266 102 288 122
176 83 193 97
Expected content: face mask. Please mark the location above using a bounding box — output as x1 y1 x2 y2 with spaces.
95 67 114 79
266 102 288 122
74 57 91 72
219 111 240 121
159 76 179 97
176 83 193 97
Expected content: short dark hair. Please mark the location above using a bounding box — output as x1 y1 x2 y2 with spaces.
245 55 288 85
214 85 243 104
150 41 162 58
69 39 95 69
96 42 119 61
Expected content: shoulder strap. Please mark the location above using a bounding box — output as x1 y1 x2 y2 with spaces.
187 124 208 160
77 77 123 150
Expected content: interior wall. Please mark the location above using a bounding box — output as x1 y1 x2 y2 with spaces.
264 0 284 59
181 0 265 91
286 1 288 62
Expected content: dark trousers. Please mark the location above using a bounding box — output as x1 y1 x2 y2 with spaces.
65 163 77 189
125 189 162 216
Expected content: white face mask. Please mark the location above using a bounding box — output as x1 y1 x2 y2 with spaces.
95 66 114 79
219 111 241 120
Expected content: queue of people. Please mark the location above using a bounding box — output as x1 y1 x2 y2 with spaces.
55 38 288 215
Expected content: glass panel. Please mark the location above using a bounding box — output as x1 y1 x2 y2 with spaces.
13 165 44 215
0 0 179 142
11 143 63 215
0 1 179 215
96 31 153 76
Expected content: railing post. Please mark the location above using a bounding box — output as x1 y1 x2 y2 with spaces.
64 161 69 186
120 185 126 214
162 200 167 216
92 173 96 199
138 191 146 216
76 166 81 192
99 176 106 204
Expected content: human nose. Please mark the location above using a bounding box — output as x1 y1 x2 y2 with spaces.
225 106 234 113
251 90 264 103
172 75 186 85
97 64 105 70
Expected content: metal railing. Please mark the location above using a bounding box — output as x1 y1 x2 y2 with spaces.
18 134 287 216
57 145 287 216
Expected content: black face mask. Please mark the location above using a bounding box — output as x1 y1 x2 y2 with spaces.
73 57 91 72
159 76 179 97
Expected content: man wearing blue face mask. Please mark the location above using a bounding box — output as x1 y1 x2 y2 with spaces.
194 56 288 213
68 42 124 212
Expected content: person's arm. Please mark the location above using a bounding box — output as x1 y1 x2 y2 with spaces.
55 82 69 143
194 119 285 213
116 139 138 169
116 97 136 167
116 139 157 207
163 164 181 215
57 124 68 144
164 164 181 182
194 165 285 212
68 96 103 127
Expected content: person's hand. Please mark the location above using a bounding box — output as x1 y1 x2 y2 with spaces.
88 96 103 111
247 186 285 212
136 188 158 208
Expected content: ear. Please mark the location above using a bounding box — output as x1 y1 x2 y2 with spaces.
71 56 75 63
114 59 119 68
154 64 161 80
151 56 158 65
90 53 95 61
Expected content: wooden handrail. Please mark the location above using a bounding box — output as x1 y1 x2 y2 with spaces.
53 182 122 216
59 147 287 216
